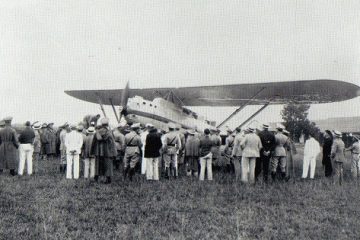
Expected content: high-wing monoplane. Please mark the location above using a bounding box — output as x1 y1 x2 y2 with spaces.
65 79 360 132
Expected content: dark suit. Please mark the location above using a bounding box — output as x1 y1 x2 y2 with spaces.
256 129 275 182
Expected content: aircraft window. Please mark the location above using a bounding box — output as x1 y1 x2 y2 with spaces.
132 114 136 117
150 104 152 107
143 102 146 105
154 106 157 108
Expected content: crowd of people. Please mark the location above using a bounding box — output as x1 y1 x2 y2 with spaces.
0 115 358 185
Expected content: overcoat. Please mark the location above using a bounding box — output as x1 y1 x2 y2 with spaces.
185 135 200 157
33 130 41 153
90 127 117 157
331 138 345 162
90 127 116 177
273 132 288 157
42 128 57 155
144 131 163 158
0 126 19 169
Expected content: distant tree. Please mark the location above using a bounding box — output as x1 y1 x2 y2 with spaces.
281 103 320 142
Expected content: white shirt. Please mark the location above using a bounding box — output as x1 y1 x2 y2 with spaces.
64 130 84 154
304 137 320 158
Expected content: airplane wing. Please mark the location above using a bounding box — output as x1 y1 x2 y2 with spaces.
65 79 360 106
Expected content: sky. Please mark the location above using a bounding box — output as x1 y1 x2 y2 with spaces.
0 0 360 129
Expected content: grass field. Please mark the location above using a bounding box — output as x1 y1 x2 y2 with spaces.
1 146 360 240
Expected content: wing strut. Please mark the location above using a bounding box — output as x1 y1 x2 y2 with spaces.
96 95 108 118
237 102 270 130
217 87 266 128
109 98 120 123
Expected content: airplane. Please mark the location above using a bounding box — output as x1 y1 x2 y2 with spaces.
65 79 360 133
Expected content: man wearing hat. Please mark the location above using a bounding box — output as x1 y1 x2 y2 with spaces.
256 123 275 183
210 128 221 169
301 132 320 180
40 123 48 160
77 124 87 170
90 118 117 183
0 120 5 129
59 123 70 173
223 128 235 173
144 125 163 180
175 124 186 176
271 125 289 181
18 121 36 175
112 123 125 171
322 130 333 177
42 122 57 161
140 123 152 175
83 114 101 129
32 122 42 173
345 134 360 178
0 117 19 175
83 127 96 179
185 129 200 177
231 127 243 180
240 127 262 184
331 130 346 185
162 122 181 178
64 124 83 179
123 122 142 181
199 128 215 181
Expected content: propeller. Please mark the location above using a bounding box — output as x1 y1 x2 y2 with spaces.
119 81 130 120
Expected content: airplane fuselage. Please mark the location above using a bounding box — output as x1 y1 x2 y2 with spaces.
124 96 216 132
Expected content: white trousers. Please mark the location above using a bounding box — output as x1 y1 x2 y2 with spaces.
302 155 317 179
146 157 159 180
241 157 256 184
66 153 80 179
199 153 213 181
141 154 147 175
84 157 95 178
18 144 34 175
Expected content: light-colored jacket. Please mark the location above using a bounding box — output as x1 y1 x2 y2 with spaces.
162 131 181 154
59 129 67 151
331 138 345 162
125 131 142 155
273 132 288 157
240 133 263 158
113 129 125 152
64 131 84 154
304 137 320 158
231 133 244 157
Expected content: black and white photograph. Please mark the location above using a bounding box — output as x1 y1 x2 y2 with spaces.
1 0 360 239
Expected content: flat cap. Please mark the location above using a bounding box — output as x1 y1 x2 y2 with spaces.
262 123 270 129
